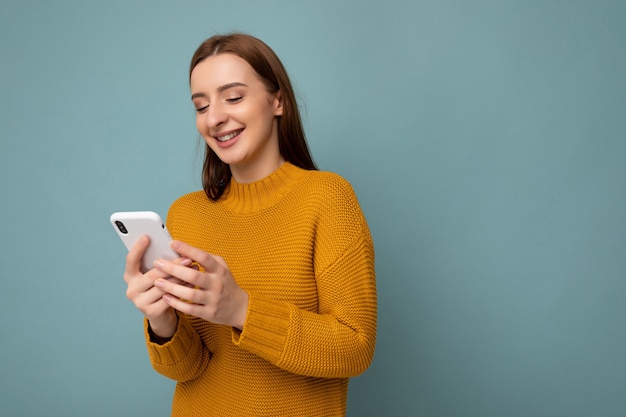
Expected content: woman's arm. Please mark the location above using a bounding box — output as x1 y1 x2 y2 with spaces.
233 225 377 378
144 313 211 382
233 179 377 378
123 235 211 382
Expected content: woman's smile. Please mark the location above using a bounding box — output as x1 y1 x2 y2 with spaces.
215 129 243 143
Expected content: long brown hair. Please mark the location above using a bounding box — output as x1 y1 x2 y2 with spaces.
189 33 317 201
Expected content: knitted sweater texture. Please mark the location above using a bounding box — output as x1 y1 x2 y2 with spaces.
144 162 377 416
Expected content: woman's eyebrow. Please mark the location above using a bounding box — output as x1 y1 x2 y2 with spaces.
191 82 248 100
217 82 247 92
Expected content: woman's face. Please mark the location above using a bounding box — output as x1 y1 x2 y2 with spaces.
190 53 283 183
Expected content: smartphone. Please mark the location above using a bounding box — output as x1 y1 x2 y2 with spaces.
110 211 179 272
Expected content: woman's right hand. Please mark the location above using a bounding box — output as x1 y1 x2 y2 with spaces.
123 235 191 338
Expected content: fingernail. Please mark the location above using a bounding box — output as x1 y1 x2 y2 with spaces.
154 279 165 288
154 261 165 268
181 258 192 266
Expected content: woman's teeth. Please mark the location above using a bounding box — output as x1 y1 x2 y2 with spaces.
216 130 241 142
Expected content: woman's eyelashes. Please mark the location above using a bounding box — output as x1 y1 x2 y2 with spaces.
194 96 243 113
195 104 210 113
226 95 243 104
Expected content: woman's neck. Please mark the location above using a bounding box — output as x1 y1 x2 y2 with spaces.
221 162 306 214
230 155 286 184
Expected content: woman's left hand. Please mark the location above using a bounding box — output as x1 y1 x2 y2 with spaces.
153 240 249 330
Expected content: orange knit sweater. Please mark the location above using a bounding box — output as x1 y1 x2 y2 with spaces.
144 162 377 416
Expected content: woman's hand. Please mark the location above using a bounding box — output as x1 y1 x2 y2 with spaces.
123 235 192 338
153 240 249 330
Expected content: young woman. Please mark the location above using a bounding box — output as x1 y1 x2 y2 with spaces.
123 33 377 417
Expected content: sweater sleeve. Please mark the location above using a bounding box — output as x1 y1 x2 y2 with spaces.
144 312 211 382
232 178 377 378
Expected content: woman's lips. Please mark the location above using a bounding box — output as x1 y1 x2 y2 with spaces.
215 129 243 142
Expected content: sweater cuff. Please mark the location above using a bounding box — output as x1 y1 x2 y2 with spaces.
145 314 196 365
232 294 292 363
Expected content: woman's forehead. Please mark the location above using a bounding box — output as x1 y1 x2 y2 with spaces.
190 53 260 90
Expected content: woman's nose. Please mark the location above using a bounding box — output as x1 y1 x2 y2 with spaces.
206 102 228 129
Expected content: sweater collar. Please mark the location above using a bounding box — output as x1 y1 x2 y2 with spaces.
221 162 307 214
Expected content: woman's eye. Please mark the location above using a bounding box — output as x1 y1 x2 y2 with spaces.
226 96 243 104
195 104 209 113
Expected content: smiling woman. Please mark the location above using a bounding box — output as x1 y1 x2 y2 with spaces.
190 33 317 201
190 54 284 183
120 33 377 417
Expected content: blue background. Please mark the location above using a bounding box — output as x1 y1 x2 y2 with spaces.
1 1 625 416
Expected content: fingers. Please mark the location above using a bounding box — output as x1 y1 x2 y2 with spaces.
125 260 179 295
128 284 167 310
152 251 248 329
124 249 194 320
124 235 150 281
154 275 235 327
170 240 225 271
153 257 218 309
161 293 212 320
154 258 206 290
155 278 206 305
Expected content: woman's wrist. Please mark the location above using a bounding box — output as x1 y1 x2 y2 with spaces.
148 310 179 342
148 326 174 345
233 290 250 331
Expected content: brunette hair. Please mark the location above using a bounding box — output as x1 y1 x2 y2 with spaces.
189 33 317 201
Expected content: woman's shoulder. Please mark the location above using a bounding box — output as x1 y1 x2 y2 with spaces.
299 169 359 201
167 190 210 217
292 169 366 223
307 171 354 194
171 190 208 206
300 169 371 250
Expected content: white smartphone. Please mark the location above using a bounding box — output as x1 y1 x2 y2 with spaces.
110 211 179 272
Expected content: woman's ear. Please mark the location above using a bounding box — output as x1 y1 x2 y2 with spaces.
273 91 283 116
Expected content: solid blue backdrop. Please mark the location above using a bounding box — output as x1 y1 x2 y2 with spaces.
1 1 625 416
